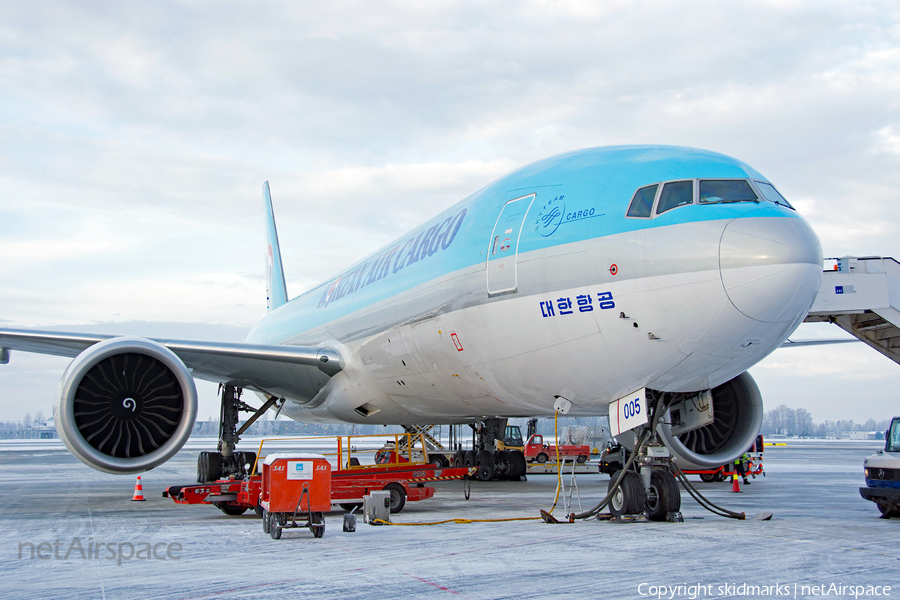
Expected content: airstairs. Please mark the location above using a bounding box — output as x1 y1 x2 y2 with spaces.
400 424 444 451
805 256 900 366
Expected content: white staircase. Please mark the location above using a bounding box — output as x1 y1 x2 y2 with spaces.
805 256 900 365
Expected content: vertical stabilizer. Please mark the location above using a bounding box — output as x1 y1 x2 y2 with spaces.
262 182 288 312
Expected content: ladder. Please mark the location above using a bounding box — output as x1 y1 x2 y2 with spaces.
400 424 444 451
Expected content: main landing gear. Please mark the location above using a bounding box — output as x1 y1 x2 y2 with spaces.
196 385 281 486
449 418 527 482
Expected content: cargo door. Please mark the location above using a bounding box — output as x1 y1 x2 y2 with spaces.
486 193 535 296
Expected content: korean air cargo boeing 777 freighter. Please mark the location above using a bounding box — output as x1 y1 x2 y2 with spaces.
0 145 822 495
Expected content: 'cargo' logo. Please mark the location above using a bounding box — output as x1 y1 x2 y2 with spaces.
318 208 467 309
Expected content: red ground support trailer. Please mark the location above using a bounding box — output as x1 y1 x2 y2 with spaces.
260 453 331 539
682 435 765 482
524 434 590 464
163 433 473 516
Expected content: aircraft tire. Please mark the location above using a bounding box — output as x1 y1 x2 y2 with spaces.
495 450 510 480
197 451 222 483
476 450 495 481
608 470 645 517
508 451 527 480
431 453 450 468
234 451 257 475
453 450 466 467
646 469 680 521
464 450 476 468
626 471 647 514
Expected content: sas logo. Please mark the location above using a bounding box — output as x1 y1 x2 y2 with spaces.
287 460 315 480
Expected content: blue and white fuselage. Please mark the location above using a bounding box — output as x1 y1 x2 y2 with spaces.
249 145 822 425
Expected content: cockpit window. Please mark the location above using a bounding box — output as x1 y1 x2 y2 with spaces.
657 181 693 214
699 180 758 204
626 184 658 218
754 181 793 209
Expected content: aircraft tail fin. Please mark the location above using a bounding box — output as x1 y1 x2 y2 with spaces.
262 182 288 312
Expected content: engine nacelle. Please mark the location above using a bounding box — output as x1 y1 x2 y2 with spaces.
55 337 198 474
658 371 763 469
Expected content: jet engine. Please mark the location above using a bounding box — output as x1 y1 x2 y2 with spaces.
659 371 763 469
55 337 198 474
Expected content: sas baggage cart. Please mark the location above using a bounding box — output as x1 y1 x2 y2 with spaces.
260 453 331 539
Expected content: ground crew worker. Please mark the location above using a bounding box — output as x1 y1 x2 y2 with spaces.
734 452 751 485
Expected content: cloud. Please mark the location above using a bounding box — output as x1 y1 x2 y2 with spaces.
2 1 900 419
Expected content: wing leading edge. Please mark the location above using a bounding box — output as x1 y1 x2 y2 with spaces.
0 327 341 403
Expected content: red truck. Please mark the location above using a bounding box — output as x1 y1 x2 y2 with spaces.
524 434 590 464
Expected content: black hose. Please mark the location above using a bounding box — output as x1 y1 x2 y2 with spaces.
670 461 746 520
570 428 650 519
568 391 747 522
570 392 672 520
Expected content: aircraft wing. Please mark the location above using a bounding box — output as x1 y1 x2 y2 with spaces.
0 328 341 402
779 338 859 347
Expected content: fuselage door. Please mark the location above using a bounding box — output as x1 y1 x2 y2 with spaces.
486 193 535 296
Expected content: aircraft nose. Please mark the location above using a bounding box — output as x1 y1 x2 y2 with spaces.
719 210 823 323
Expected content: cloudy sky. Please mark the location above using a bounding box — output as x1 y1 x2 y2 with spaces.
2 1 900 423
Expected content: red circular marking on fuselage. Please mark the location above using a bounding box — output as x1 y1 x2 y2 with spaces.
610 264 618 275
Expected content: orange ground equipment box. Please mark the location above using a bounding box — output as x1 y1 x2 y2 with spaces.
260 453 331 540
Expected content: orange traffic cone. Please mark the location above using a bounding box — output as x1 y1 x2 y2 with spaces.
731 473 742 493
131 476 146 501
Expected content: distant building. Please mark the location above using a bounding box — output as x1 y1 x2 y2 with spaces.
847 431 879 440
0 418 58 439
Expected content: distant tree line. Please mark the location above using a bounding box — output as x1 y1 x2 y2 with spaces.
1 408 890 441
0 411 56 438
761 404 892 438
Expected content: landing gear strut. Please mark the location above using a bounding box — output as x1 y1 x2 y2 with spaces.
196 384 281 483
463 418 527 482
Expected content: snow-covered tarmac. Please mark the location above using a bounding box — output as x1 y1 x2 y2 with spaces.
1 439 895 599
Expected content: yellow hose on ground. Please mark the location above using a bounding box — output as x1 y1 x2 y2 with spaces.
372 516 541 526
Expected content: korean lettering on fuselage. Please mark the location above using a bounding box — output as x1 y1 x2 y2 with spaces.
539 292 614 318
